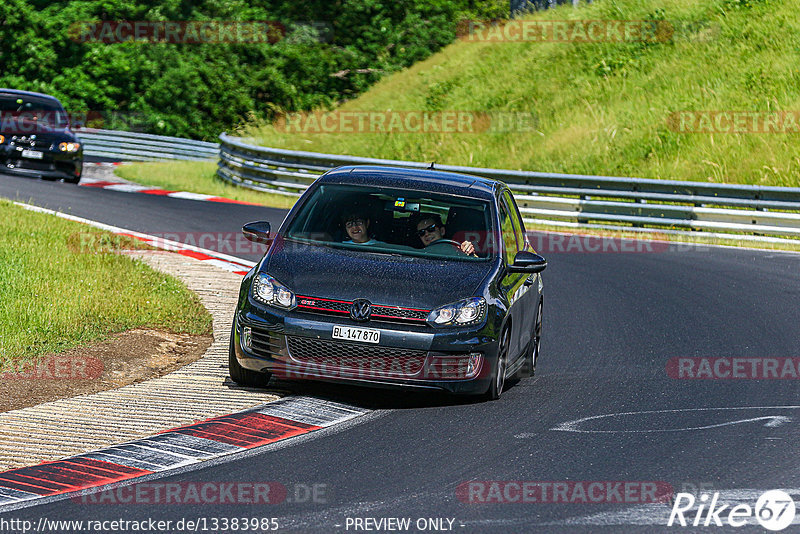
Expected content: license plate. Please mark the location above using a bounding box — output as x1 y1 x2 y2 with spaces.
332 325 380 344
21 149 44 160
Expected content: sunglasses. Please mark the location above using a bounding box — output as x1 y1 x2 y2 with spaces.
417 223 440 237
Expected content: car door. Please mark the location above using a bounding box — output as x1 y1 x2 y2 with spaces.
496 191 528 363
503 189 539 357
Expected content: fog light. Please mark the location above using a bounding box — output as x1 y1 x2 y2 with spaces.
242 327 252 350
466 353 482 378
424 353 483 379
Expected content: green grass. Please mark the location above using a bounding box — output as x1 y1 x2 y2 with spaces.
233 0 800 187
115 161 299 209
0 200 212 368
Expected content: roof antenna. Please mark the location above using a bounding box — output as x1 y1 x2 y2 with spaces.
428 161 435 170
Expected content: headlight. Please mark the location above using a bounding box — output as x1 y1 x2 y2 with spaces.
427 297 486 327
58 142 81 152
0 135 5 144
252 273 295 309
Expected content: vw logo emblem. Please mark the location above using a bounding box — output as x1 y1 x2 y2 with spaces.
350 299 372 322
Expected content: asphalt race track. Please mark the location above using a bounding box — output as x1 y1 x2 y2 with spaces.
2 173 800 532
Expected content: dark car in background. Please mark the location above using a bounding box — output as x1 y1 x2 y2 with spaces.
230 165 547 400
0 89 83 183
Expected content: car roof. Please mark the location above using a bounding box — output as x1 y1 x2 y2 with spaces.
318 165 499 200
0 88 63 103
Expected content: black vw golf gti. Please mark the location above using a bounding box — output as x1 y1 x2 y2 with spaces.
230 165 546 400
0 89 83 183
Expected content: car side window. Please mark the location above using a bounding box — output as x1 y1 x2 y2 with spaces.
503 190 527 253
497 198 517 265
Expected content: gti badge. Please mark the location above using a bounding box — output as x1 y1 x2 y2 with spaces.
350 299 372 322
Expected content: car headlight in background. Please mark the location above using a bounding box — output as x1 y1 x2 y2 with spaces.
427 297 486 327
58 142 81 152
252 273 295 309
0 135 5 144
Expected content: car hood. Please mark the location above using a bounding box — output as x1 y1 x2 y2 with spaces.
262 238 495 309
0 128 78 141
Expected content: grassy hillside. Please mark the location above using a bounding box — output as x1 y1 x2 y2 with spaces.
241 0 800 186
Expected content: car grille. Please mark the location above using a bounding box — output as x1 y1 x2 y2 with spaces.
371 305 427 321
10 160 55 171
248 326 284 359
297 297 350 314
10 136 53 149
296 295 429 323
286 336 426 377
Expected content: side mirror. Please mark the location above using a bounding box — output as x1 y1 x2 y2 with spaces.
509 251 547 273
242 221 271 244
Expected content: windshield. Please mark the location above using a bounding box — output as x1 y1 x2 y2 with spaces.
0 94 69 132
284 184 495 261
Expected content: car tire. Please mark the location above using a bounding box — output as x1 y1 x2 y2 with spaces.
228 323 271 387
483 328 510 401
66 167 82 184
519 297 542 378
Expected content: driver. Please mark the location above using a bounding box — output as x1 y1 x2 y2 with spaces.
414 213 475 256
342 211 382 245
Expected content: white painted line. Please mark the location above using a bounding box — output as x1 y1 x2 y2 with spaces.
103 184 152 193
167 191 216 201
547 406 800 434
117 443 203 464
257 397 369 427
137 433 243 455
0 487 39 505
202 258 250 272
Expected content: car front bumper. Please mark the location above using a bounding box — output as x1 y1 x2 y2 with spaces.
1 147 82 181
233 306 499 395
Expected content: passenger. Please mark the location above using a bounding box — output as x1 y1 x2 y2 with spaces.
414 213 476 256
342 211 382 245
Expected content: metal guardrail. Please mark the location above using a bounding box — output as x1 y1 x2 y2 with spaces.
76 128 219 161
217 132 800 241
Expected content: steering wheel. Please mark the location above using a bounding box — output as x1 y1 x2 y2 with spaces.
427 239 464 250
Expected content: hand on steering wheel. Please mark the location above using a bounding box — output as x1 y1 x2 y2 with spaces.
428 239 476 256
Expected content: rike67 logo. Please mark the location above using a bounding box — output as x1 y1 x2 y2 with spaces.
668 490 796 531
